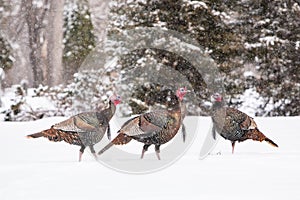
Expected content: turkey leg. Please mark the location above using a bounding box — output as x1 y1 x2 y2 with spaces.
181 123 186 143
231 141 235 154
107 124 111 140
141 144 151 159
155 145 161 160
89 145 97 160
79 145 86 162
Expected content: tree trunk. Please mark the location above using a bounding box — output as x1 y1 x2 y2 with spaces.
27 13 44 87
46 0 64 86
23 0 49 87
88 0 110 44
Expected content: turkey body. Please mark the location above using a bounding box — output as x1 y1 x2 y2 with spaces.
128 110 180 145
211 93 278 153
98 88 185 160
27 96 120 161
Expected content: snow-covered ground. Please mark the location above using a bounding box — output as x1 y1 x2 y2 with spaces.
0 116 299 200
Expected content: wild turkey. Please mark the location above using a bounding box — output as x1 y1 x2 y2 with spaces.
98 87 187 160
211 93 278 153
27 95 121 161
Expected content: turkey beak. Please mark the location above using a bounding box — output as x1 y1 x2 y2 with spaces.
211 95 216 102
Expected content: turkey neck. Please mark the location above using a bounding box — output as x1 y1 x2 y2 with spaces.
162 97 182 143
211 100 226 125
167 97 181 115
166 97 182 127
158 97 182 127
180 102 187 119
96 100 116 121
212 101 225 112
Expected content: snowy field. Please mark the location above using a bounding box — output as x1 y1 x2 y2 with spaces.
0 116 300 200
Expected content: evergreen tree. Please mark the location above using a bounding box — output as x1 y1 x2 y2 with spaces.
0 1 13 70
0 36 13 70
234 0 300 116
107 0 239 115
107 0 300 116
63 0 96 82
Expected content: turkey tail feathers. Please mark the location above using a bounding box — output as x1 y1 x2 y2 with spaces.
112 132 132 145
264 137 279 148
97 132 132 156
97 142 114 156
27 132 43 138
243 128 279 148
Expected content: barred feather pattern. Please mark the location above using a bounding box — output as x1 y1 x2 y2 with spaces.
118 117 145 137
102 103 180 151
97 133 133 156
27 100 117 147
98 92 183 157
132 112 180 145
112 133 132 145
212 103 256 141
211 100 278 148
100 113 180 158
28 127 83 146
78 129 106 146
240 128 278 147
49 112 109 146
